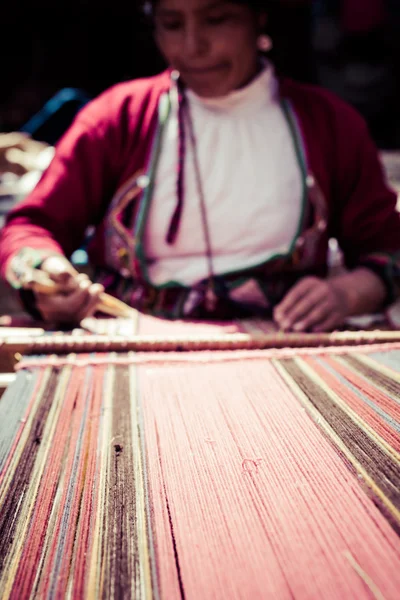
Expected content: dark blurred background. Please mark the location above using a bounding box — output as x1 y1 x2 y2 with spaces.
1 0 399 148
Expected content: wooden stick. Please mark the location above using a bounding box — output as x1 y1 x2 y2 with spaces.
2 329 400 356
21 268 136 319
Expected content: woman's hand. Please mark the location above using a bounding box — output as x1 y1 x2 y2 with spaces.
273 277 349 332
0 133 49 176
35 255 104 325
273 269 387 332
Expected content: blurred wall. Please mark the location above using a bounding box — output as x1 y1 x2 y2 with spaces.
1 1 399 147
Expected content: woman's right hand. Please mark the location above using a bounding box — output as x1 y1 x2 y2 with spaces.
35 255 104 325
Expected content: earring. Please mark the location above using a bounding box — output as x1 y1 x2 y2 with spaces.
257 34 273 53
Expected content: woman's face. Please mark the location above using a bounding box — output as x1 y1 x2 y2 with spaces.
154 0 264 97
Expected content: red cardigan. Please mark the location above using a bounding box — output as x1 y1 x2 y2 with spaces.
0 71 399 298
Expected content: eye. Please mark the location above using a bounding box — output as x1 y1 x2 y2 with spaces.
159 19 183 31
205 14 229 26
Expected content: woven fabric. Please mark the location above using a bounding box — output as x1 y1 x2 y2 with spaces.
1 339 400 597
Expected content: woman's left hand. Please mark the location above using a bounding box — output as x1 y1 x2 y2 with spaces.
273 277 350 332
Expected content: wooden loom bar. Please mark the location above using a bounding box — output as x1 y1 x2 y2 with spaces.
2 329 400 355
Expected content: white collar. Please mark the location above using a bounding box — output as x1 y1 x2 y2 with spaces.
185 60 278 115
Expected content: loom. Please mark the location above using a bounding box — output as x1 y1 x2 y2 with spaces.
1 314 400 599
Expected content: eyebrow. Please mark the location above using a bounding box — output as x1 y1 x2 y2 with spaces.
156 1 228 18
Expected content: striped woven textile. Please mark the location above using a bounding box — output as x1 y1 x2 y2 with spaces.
1 326 400 597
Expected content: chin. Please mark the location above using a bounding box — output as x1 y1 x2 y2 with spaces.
179 64 235 98
184 79 233 98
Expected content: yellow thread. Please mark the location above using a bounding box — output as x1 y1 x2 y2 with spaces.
295 356 400 467
0 367 52 505
332 354 400 466
355 352 400 384
344 551 387 600
1 366 72 597
88 364 115 598
273 360 400 528
129 362 154 599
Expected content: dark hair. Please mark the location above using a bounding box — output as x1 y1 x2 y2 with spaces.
144 0 269 16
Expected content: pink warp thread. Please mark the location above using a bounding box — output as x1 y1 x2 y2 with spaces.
140 360 400 599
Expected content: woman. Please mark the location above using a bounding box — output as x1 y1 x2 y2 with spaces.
0 0 399 332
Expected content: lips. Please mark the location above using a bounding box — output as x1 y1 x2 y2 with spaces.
182 64 228 76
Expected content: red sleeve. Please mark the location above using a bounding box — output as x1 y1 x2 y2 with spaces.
333 108 399 260
0 102 120 281
332 105 400 300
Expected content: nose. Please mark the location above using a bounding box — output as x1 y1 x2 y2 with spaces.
183 24 208 58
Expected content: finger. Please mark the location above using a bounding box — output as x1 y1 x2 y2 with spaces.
274 280 323 330
41 257 87 294
62 278 93 309
41 256 76 281
290 302 332 332
60 273 90 293
312 313 343 333
5 148 37 172
36 279 92 321
43 273 88 296
0 132 29 150
75 284 104 322
0 154 28 177
278 287 326 331
22 139 49 156
90 283 104 296
37 281 103 325
274 278 320 322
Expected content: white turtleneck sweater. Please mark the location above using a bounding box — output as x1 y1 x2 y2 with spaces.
144 64 302 286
